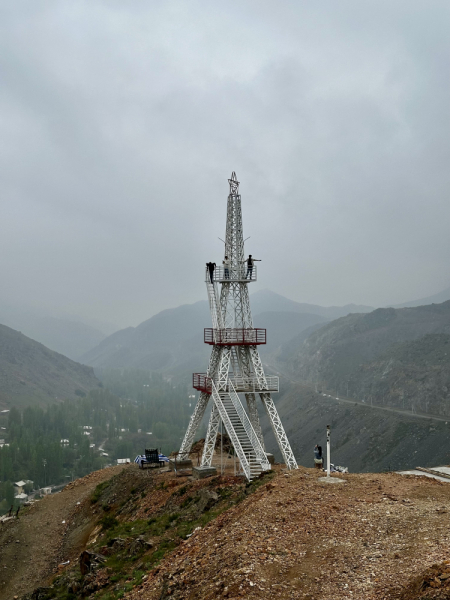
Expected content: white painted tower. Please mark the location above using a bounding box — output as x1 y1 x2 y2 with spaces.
178 173 297 480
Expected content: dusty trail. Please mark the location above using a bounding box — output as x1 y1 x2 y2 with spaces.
0 465 126 600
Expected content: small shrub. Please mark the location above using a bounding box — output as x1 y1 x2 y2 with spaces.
100 514 119 530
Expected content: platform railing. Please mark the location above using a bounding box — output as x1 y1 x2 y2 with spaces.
204 328 266 345
192 373 212 393
193 373 279 394
205 265 257 283
229 375 279 393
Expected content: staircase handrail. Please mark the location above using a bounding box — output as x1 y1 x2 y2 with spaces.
206 281 224 330
227 379 271 471
210 381 252 480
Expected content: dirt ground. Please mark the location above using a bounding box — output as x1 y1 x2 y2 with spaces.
126 467 450 600
2 462 450 600
0 464 127 600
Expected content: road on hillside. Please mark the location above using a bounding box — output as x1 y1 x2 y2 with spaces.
291 379 450 424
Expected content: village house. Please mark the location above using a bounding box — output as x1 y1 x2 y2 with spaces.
14 480 27 494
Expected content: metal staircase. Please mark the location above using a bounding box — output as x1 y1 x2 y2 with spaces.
206 281 223 330
211 380 270 480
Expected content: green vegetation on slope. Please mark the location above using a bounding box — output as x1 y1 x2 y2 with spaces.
43 468 275 600
0 373 197 514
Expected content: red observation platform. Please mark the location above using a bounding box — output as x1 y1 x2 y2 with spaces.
204 328 266 346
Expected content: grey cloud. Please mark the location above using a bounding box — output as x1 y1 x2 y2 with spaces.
0 0 449 328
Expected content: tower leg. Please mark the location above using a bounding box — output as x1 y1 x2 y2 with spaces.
260 392 298 469
201 403 221 466
178 391 210 460
179 345 223 460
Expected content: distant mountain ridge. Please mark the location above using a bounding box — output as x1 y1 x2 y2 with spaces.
0 324 101 408
250 289 374 319
0 302 113 360
81 290 360 372
390 286 450 308
280 300 450 416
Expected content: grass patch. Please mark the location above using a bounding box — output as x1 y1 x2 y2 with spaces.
100 514 119 530
91 480 110 504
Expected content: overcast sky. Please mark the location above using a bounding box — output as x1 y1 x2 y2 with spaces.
1 1 449 329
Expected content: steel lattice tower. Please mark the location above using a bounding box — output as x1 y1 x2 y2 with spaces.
179 173 297 480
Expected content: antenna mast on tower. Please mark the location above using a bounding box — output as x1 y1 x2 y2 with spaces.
179 173 297 480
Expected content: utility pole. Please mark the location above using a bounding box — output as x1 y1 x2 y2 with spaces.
326 425 331 478
42 459 47 487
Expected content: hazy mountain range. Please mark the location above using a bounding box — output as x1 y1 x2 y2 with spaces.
280 301 450 416
80 289 370 372
390 285 450 308
0 301 118 360
1 286 448 366
0 324 100 409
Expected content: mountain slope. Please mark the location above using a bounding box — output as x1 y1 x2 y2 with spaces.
253 311 327 354
281 301 450 416
0 303 107 360
81 291 376 372
0 324 100 408
80 301 211 371
391 285 450 308
251 289 374 319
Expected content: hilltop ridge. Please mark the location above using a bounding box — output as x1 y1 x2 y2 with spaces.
3 463 450 600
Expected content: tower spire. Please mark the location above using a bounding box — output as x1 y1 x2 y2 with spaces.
178 174 298 479
228 171 239 194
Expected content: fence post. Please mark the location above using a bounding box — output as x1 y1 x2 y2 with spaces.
326 425 331 478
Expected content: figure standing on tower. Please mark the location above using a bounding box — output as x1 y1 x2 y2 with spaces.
223 255 230 279
243 254 261 279
206 261 216 283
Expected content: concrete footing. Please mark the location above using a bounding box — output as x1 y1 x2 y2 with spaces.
168 459 193 472
265 453 275 465
192 466 217 480
318 476 346 484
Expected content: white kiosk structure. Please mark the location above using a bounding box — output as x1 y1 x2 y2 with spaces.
178 173 297 480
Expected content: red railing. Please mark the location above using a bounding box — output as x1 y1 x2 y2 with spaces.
192 373 212 393
204 328 266 345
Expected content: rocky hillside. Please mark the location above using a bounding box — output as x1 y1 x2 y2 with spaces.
261 383 450 472
281 301 450 416
0 324 101 408
4 463 450 600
